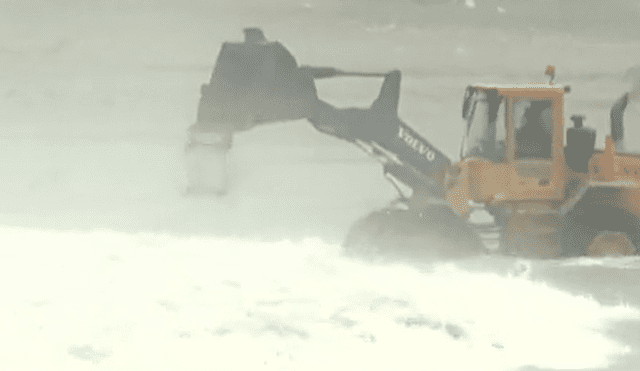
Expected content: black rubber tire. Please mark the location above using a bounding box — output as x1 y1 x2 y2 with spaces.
560 206 640 257
342 205 487 264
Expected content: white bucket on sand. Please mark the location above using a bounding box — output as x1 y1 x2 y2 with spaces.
184 127 231 196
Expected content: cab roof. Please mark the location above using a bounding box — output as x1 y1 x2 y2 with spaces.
469 82 570 95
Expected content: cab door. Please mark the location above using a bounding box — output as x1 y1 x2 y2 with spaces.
503 92 566 201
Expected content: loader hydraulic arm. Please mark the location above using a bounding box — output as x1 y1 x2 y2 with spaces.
306 70 453 200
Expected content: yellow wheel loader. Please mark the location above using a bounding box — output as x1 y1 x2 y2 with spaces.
187 28 640 260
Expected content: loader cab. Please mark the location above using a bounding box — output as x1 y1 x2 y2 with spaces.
461 85 563 162
460 83 570 202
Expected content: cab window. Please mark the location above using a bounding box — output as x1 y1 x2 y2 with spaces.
514 99 553 159
460 89 505 162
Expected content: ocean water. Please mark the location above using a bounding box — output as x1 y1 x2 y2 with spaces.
2 226 639 371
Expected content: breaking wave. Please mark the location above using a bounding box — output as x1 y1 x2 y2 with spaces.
1 226 638 370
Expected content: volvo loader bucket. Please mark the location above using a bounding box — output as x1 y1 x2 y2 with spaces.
186 28 389 196
196 28 318 132
185 28 319 195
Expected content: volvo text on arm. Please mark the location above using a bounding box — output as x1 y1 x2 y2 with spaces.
398 126 437 162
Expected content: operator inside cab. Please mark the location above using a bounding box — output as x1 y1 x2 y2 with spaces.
514 100 553 159
611 65 640 153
